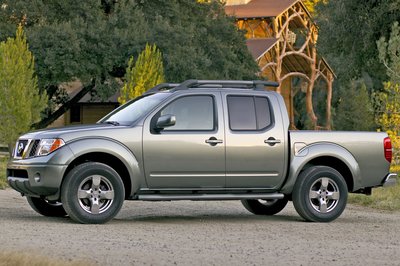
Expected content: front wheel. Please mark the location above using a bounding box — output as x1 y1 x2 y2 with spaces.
292 166 348 222
61 162 125 224
241 198 288 215
27 196 67 217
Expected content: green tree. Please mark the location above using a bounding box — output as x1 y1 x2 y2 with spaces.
377 21 400 84
375 22 400 165
0 0 258 128
119 44 165 104
0 25 47 153
316 0 400 86
315 0 400 130
334 80 375 131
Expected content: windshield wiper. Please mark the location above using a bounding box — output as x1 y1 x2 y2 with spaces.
103 121 120 126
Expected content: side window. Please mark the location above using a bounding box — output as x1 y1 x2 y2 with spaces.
160 95 215 131
227 96 272 131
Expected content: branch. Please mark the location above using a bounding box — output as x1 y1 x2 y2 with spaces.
32 80 96 129
280 72 311 83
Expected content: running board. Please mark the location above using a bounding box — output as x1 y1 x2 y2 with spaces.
138 193 284 201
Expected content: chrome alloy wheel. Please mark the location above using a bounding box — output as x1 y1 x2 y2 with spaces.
77 175 115 214
308 177 340 213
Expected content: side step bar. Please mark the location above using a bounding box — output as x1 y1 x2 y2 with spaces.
138 193 284 201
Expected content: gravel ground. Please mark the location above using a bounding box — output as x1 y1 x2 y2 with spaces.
1 188 400 266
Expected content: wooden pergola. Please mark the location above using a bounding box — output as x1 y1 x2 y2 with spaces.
225 0 334 130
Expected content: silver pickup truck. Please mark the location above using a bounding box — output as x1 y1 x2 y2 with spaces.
7 80 396 224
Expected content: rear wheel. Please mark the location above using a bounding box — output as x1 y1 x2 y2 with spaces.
241 198 288 215
292 166 348 222
61 162 125 224
27 196 67 217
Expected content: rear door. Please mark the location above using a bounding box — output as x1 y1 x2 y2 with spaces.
222 92 286 189
142 92 225 189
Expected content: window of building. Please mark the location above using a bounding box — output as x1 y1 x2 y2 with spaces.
70 105 81 123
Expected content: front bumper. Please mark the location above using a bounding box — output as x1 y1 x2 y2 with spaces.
382 173 397 187
7 163 67 198
6 145 74 200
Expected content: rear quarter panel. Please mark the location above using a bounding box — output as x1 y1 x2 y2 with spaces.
287 131 390 191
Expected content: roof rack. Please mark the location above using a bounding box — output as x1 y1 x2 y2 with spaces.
174 79 279 91
143 83 180 95
143 79 279 95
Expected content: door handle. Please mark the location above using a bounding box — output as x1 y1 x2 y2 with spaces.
205 137 223 146
264 137 281 146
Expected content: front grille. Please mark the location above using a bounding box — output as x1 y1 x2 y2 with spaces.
14 139 40 159
29 140 41 157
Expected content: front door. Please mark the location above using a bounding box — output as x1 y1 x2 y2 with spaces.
223 92 286 189
142 92 225 189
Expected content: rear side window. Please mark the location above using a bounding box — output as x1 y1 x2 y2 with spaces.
227 96 272 131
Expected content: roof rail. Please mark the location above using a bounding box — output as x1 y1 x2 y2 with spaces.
143 79 280 95
173 79 279 91
143 83 180 95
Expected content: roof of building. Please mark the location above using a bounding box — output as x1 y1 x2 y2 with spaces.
225 0 301 19
246 38 277 60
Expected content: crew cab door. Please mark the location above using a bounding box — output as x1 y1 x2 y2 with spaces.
222 92 286 189
142 92 225 188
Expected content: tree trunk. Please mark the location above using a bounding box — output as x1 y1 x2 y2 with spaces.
32 80 96 129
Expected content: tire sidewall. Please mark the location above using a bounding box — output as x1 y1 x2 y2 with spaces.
27 197 67 217
293 166 348 222
61 162 125 224
242 198 288 215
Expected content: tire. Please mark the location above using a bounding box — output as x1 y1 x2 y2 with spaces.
292 166 348 222
61 162 125 224
241 198 289 215
27 196 67 217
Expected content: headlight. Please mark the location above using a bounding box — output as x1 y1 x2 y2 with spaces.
36 138 65 156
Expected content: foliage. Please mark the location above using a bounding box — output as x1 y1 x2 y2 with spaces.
139 0 258 81
119 44 165 104
334 80 375 131
301 0 325 15
0 156 8 189
377 21 400 84
0 25 47 150
375 22 400 166
0 0 258 128
315 0 400 130
316 0 400 87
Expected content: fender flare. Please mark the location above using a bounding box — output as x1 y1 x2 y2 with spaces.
281 143 361 194
66 137 143 196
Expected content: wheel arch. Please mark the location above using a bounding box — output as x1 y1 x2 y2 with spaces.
63 152 132 199
281 143 361 194
63 138 144 199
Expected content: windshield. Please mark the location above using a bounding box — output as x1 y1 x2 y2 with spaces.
99 93 170 125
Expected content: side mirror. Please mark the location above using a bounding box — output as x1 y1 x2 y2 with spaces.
155 114 176 130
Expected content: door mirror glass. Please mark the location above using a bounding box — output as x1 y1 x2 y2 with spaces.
156 114 176 129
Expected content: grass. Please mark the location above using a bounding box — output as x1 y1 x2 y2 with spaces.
0 251 94 266
348 166 400 211
0 156 8 189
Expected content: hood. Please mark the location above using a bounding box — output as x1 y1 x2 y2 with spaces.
20 123 129 142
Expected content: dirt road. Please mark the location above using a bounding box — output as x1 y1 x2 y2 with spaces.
0 188 399 266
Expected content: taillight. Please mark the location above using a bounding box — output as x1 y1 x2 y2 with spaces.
384 137 392 163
